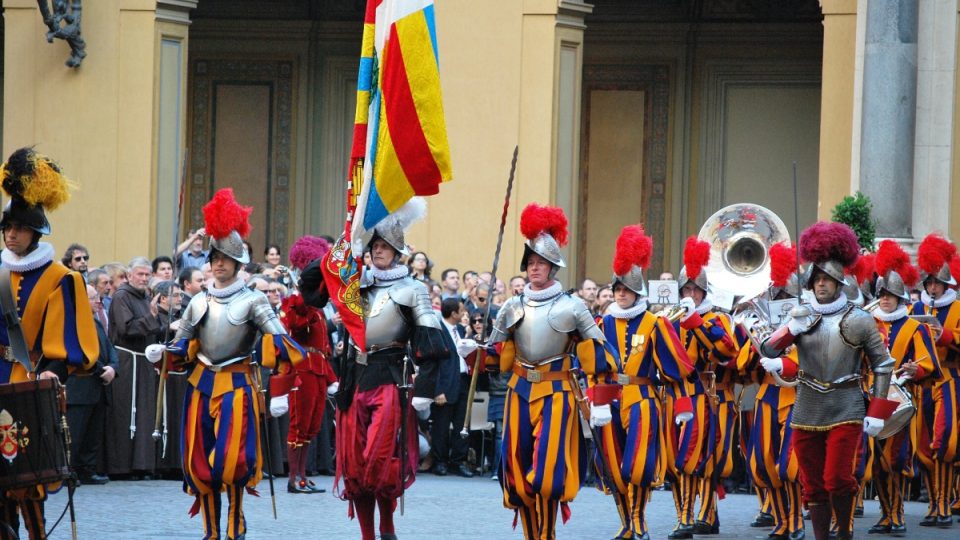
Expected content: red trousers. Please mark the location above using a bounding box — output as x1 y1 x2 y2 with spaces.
793 423 863 505
336 384 418 501
287 371 326 446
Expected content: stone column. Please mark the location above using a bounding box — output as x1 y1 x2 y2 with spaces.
858 0 919 238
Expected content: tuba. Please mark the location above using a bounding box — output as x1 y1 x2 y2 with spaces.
698 204 794 385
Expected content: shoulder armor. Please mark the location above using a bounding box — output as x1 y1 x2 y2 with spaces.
839 304 871 345
386 277 426 307
495 296 525 332
548 293 604 340
185 293 209 326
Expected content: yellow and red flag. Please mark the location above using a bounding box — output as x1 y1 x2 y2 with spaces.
323 0 452 350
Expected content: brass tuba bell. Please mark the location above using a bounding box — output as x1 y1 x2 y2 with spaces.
697 203 792 301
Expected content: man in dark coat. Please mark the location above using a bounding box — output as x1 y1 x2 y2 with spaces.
67 284 120 484
429 298 474 477
106 257 163 478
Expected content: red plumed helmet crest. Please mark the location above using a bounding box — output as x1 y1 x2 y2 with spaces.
875 240 910 278
202 188 252 240
289 235 331 271
848 252 875 286
768 241 796 288
900 263 920 289
798 221 859 267
612 224 653 276
684 236 711 280
917 233 956 275
520 203 568 247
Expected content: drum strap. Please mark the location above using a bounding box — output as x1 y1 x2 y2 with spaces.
0 267 33 373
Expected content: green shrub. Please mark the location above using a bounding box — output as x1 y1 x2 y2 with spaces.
831 191 876 251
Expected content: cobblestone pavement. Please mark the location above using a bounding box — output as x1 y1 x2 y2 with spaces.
38 474 955 539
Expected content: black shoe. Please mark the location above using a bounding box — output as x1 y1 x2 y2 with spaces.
301 479 326 493
766 534 787 540
668 524 693 539
854 507 864 517
454 463 474 478
79 474 109 485
287 482 312 493
636 533 650 540
788 531 805 540
919 515 937 527
380 534 398 540
692 520 718 534
889 524 906 537
937 515 953 527
752 512 776 527
867 523 891 534
432 462 448 476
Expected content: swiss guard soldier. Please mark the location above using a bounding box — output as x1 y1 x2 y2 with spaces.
273 235 338 495
577 224 696 540
911 233 960 528
488 203 604 540
761 221 899 540
868 240 939 535
669 237 740 539
0 147 99 540
334 198 449 540
147 189 305 540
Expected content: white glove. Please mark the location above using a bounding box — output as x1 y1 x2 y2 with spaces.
145 344 165 363
787 316 811 336
760 357 784 374
269 395 289 417
326 381 340 396
589 403 612 428
411 397 433 412
863 416 884 437
894 374 910 386
675 411 694 425
456 338 479 358
679 297 697 321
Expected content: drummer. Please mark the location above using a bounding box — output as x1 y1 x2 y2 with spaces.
867 240 940 536
0 148 99 540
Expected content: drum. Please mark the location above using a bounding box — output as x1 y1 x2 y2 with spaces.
0 378 71 489
876 382 916 440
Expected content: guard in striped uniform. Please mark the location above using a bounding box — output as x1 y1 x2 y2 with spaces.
489 203 604 540
154 189 305 540
911 233 960 528
0 148 99 540
868 240 940 536
740 242 804 540
577 224 696 540
668 237 741 539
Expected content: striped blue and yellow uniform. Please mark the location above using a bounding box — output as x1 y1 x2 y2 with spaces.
738 340 802 537
171 332 303 540
0 259 99 539
872 313 940 526
671 310 740 529
578 310 695 538
910 299 960 520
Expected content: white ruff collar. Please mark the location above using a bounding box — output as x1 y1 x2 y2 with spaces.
696 299 714 315
874 305 908 322
921 289 956 308
207 278 246 298
1 242 55 273
809 294 849 315
524 281 563 301
370 265 409 282
607 299 648 320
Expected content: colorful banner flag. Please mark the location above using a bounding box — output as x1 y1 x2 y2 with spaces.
322 0 452 350
350 0 453 251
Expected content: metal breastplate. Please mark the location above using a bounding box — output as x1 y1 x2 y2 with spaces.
792 307 865 427
512 298 575 364
195 295 258 367
363 284 411 350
